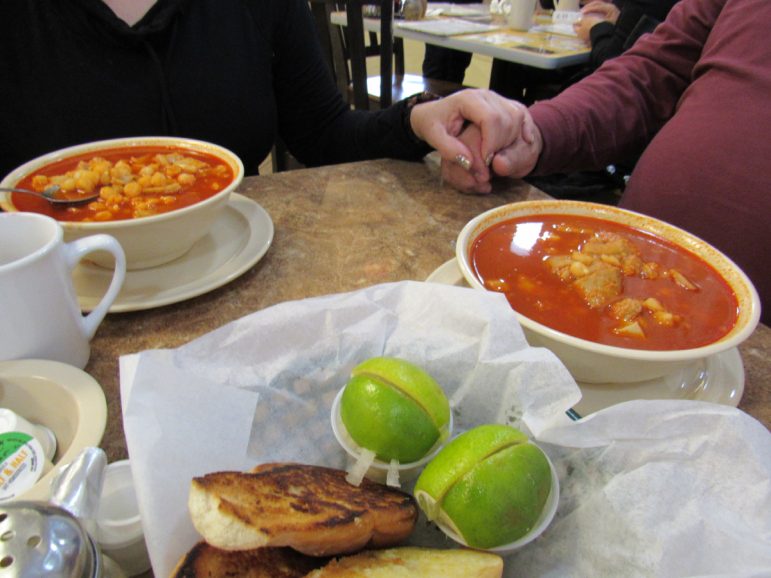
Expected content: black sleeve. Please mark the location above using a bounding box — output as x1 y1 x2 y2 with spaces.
588 21 623 69
623 0 680 23
588 0 679 70
268 0 431 167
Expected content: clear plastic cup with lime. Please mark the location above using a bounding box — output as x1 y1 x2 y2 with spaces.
414 424 559 552
331 356 452 487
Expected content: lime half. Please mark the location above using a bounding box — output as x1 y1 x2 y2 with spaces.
339 357 450 463
414 424 553 549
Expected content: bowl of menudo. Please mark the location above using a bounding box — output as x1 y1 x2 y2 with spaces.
456 201 761 384
0 137 244 269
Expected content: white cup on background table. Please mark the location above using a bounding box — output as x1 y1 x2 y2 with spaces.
555 0 581 11
507 0 538 30
0 212 125 368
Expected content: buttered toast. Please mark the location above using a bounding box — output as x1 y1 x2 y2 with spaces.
188 463 418 556
304 547 504 578
171 541 324 578
171 543 503 578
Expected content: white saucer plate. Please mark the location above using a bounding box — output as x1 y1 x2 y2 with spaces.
426 258 745 415
74 194 274 313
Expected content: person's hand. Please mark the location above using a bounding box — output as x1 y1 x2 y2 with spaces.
573 1 620 43
580 1 620 22
409 89 534 183
439 106 543 194
440 123 490 194
573 14 606 42
490 113 543 179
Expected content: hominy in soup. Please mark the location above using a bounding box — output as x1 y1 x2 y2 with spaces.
470 214 739 350
12 146 234 222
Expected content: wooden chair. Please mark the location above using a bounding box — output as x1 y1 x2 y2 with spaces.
270 136 302 173
315 0 466 110
271 2 341 172
271 1 348 172
271 1 465 172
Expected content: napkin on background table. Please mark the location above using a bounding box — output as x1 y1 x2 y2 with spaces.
119 281 771 578
396 17 504 36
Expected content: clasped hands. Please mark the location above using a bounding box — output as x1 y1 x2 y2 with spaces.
573 1 621 43
410 89 542 194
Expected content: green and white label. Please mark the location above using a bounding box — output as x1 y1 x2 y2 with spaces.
0 432 45 502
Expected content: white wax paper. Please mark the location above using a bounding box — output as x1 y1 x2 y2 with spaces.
119 281 771 577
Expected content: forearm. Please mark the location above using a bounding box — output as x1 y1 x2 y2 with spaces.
272 0 428 166
530 0 722 174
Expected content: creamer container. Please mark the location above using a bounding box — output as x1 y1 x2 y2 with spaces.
0 431 47 502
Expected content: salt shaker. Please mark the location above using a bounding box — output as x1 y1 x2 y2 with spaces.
0 502 125 578
0 448 127 577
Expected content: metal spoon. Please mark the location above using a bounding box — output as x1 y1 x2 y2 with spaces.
0 185 99 206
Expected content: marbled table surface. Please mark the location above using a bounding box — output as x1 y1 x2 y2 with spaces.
87 157 770 464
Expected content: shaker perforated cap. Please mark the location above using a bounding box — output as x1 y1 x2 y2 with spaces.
0 501 100 578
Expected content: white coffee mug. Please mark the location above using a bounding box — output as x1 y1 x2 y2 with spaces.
507 0 538 31
0 212 125 368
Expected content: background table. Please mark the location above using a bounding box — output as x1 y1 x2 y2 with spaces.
89 157 770 467
329 8 590 70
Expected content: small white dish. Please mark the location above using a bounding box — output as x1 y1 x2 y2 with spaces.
97 460 151 577
73 194 273 312
426 258 746 414
0 359 107 502
425 257 471 287
573 347 744 415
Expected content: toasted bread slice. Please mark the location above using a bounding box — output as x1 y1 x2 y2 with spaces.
171 541 324 578
188 463 418 556
304 547 504 578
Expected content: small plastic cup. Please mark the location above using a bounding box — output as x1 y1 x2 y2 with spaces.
431 447 560 554
96 460 151 577
330 387 453 488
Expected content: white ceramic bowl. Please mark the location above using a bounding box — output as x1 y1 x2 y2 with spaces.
456 200 761 384
0 359 107 502
0 136 244 270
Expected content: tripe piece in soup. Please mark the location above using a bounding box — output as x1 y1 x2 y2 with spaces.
470 214 739 350
12 145 234 222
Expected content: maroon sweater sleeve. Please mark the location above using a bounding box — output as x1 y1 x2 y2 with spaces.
529 0 722 173
528 0 771 323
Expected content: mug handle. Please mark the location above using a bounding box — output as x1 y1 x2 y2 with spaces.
63 235 127 340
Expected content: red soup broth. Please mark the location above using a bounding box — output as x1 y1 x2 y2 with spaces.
470 214 739 350
12 145 234 222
